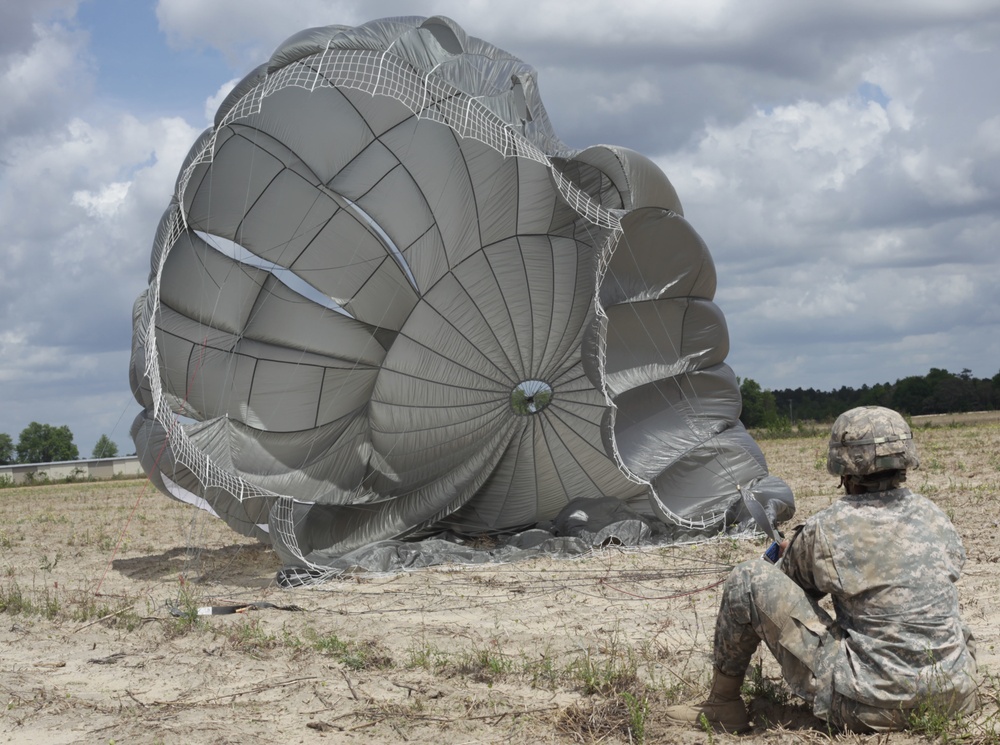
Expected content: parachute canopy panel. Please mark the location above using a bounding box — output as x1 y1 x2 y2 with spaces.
130 15 793 578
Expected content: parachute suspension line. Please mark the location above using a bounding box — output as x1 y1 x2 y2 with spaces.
311 38 334 93
533 234 559 383
94 435 168 596
233 122 262 259
141 205 282 527
421 69 434 120
137 26 786 578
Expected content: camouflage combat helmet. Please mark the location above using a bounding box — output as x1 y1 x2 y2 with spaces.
827 406 920 477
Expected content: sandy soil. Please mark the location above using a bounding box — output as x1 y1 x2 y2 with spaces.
2 420 998 744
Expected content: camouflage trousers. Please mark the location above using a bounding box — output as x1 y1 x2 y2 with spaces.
712 560 915 732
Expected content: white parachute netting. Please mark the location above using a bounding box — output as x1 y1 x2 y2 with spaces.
139 45 721 583
177 47 622 233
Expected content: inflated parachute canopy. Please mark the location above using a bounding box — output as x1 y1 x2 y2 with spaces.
130 16 794 579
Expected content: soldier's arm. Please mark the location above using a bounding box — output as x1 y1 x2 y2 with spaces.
779 522 828 600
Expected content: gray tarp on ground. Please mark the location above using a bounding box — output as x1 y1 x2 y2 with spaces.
273 496 768 586
130 16 794 579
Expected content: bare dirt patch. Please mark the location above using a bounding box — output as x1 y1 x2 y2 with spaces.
2 422 999 744
911 411 1000 427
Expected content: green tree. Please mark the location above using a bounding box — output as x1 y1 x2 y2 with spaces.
16 422 79 464
891 375 932 415
0 433 14 465
739 377 780 429
92 434 119 458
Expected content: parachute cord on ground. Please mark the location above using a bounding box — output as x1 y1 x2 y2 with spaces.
597 575 727 601
291 539 739 607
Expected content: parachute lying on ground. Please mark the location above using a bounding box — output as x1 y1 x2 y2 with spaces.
129 16 794 582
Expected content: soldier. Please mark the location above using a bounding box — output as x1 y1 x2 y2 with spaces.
664 406 979 732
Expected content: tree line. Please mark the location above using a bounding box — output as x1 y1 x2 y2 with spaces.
4 367 997 463
740 367 1000 429
0 423 118 466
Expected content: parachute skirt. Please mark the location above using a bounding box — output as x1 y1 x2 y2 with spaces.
129 16 794 581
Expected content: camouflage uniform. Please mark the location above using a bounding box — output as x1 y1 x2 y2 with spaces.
714 487 979 732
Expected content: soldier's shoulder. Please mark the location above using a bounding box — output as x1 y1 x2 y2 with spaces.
905 489 958 524
808 497 853 522
796 502 848 541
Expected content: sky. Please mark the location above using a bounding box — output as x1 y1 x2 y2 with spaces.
1 0 998 458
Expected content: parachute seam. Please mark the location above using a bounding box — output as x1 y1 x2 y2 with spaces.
138 37 764 572
536 234 558 382
513 157 533 376
482 240 527 380
225 127 326 428
386 310 515 385
434 262 523 384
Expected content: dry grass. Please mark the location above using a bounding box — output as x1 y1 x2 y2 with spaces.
1 421 999 744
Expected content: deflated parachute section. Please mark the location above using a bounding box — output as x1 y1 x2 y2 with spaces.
129 16 794 582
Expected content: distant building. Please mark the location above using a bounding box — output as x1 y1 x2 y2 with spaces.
0 456 145 485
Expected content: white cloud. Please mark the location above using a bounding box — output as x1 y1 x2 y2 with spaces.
646 25 999 390
204 78 239 123
899 148 986 204
156 0 347 66
0 10 202 451
975 115 1000 155
72 181 130 217
0 0 76 52
592 79 662 114
0 15 92 138
1 0 998 457
658 92 899 274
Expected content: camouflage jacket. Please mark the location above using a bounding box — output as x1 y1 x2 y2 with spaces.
781 487 978 710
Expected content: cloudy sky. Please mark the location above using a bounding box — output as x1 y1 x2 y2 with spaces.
1 0 998 458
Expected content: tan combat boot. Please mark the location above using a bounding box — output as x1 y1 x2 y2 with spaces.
664 668 751 732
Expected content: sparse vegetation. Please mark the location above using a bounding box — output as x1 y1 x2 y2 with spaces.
224 617 279 656
308 629 393 670
0 416 997 743
742 659 791 706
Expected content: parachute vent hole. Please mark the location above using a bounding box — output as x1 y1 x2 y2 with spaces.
511 380 553 416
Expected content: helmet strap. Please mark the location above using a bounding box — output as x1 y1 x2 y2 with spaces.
842 471 905 494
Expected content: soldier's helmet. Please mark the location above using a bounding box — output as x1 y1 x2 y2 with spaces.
827 406 920 477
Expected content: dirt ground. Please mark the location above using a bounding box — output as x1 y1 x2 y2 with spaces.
2 418 999 744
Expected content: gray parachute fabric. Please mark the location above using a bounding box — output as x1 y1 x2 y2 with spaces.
129 16 794 581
